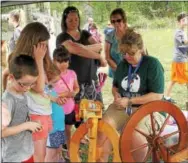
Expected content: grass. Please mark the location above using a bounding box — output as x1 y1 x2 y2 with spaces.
100 28 188 110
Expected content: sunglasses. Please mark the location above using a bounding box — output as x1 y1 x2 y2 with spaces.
110 19 122 24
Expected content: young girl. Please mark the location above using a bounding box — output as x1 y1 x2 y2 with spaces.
3 22 55 162
45 66 66 162
53 46 79 153
90 23 102 43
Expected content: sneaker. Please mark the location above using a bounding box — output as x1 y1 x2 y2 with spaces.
163 97 176 104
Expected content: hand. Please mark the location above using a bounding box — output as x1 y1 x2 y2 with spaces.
59 91 71 98
113 92 121 102
114 97 129 108
56 97 67 105
25 121 42 133
33 43 47 61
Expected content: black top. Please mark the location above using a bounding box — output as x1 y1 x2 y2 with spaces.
56 30 98 84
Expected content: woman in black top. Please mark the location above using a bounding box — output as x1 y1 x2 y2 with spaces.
56 6 106 125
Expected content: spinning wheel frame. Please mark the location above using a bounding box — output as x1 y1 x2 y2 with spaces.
120 101 188 162
70 118 121 162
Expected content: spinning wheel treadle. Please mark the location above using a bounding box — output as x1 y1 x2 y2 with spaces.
120 100 188 162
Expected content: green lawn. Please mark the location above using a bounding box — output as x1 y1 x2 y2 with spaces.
100 28 188 110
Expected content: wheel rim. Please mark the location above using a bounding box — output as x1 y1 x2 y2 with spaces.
120 101 187 162
70 119 121 162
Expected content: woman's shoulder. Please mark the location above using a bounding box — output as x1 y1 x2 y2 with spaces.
56 32 70 39
106 29 115 36
143 55 163 68
56 32 72 46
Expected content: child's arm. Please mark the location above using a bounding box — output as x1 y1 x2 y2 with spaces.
32 43 47 93
48 94 58 103
2 68 9 91
2 102 11 130
2 121 42 138
182 40 188 45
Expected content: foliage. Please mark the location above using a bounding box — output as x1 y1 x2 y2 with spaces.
2 1 188 30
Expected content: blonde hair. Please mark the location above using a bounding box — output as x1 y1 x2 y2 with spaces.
9 9 26 27
120 28 143 50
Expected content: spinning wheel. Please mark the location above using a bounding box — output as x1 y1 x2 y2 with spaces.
70 99 121 162
120 101 188 162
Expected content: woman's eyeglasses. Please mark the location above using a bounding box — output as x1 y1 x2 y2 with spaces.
111 19 122 24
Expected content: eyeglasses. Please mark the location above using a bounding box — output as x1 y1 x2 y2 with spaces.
17 81 36 88
110 19 122 24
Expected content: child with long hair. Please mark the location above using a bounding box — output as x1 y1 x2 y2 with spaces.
45 66 66 162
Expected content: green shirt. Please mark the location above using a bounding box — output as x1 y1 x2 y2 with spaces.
113 55 164 98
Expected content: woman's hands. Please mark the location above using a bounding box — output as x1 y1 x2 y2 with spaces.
114 97 129 108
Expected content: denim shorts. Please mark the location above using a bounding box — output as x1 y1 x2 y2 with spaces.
46 131 65 148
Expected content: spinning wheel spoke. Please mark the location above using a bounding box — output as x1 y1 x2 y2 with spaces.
150 113 157 135
130 143 149 153
143 147 153 162
135 128 151 139
157 114 171 136
162 131 180 140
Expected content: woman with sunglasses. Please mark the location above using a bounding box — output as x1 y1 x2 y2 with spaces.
105 8 128 78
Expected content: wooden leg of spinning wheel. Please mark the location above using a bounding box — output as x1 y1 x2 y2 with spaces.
88 118 98 162
186 84 188 111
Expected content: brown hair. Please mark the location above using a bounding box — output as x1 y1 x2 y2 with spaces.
8 22 53 78
9 54 38 80
53 45 70 63
120 28 144 50
46 64 61 82
110 8 127 23
177 12 187 22
61 6 81 32
9 10 20 23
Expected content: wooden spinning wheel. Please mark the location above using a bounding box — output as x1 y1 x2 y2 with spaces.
70 99 121 162
120 101 188 162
